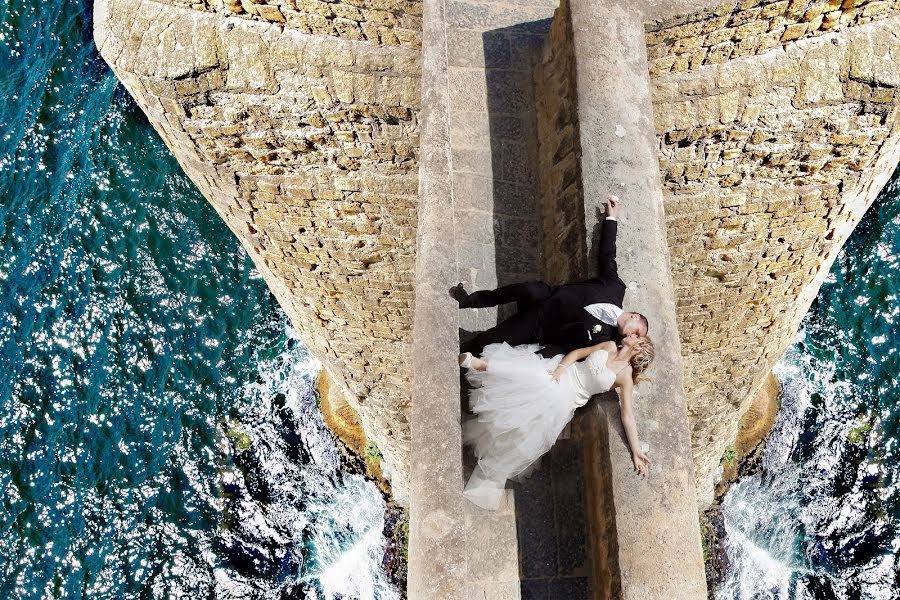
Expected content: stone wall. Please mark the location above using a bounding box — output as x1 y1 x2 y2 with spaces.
647 0 899 76
534 0 586 285
648 11 900 503
94 0 900 518
94 0 422 503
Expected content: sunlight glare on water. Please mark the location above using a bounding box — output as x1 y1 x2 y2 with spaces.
0 0 398 597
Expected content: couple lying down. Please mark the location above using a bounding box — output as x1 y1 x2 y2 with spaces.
453 197 654 510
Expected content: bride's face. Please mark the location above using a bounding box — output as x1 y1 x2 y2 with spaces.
621 335 645 352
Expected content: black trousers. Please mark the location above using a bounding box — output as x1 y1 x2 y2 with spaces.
465 280 552 311
460 281 552 355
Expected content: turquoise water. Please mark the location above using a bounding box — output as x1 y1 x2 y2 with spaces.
718 169 900 598
0 1 396 598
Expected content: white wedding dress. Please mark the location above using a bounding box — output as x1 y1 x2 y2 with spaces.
462 342 619 510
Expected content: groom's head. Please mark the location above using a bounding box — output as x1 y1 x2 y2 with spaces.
617 312 649 338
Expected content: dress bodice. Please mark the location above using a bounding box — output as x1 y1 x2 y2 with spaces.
567 349 617 405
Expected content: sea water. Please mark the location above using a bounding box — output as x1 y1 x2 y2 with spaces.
0 1 398 598
716 169 900 599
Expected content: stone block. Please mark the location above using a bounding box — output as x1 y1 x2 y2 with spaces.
731 7 764 27
861 1 892 18
520 580 548 600
849 23 900 87
762 0 790 18
516 466 558 579
452 172 493 211
451 146 494 176
720 90 741 124
466 582 520 600
500 140 534 184
796 42 846 105
455 209 495 243
256 4 285 22
548 577 589 600
332 69 355 103
707 40 735 63
697 95 720 126
448 28 511 69
465 512 520 581
735 19 770 39
781 21 808 40
673 35 703 52
449 68 488 112
486 69 533 114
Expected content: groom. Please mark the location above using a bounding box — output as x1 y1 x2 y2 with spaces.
453 197 648 359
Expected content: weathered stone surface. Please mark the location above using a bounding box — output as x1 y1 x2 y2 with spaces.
645 0 900 75
650 14 900 504
95 0 422 504
157 0 423 48
563 1 708 597
534 0 585 285
848 19 900 86
714 371 780 496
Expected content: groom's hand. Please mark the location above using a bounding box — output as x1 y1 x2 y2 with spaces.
607 196 620 219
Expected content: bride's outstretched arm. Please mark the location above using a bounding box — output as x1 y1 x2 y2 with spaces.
618 377 650 477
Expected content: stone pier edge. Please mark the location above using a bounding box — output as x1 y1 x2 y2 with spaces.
566 1 707 597
408 0 467 598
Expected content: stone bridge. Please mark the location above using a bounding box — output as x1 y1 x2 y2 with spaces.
94 0 900 597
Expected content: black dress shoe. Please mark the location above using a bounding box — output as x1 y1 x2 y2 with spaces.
449 282 472 308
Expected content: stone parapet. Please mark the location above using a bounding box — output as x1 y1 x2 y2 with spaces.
537 0 708 596
410 0 557 596
94 0 422 503
407 0 466 595
650 13 900 503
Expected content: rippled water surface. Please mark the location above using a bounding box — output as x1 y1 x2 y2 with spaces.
717 169 900 599
0 1 397 598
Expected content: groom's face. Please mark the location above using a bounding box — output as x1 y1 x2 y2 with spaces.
619 313 648 338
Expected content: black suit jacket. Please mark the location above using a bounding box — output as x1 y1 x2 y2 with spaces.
536 219 626 357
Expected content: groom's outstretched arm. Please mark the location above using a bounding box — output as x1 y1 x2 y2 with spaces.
596 216 618 278
595 196 620 278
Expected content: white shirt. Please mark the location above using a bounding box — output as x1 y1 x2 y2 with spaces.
584 302 622 326
584 214 620 325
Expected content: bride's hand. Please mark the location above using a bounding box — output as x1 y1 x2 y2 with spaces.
632 451 650 477
549 366 564 383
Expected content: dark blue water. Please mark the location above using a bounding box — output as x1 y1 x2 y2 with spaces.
0 1 396 598
718 169 900 599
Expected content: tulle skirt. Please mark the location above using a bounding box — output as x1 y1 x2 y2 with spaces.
462 342 578 510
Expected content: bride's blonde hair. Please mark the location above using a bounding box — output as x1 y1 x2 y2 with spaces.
630 335 655 385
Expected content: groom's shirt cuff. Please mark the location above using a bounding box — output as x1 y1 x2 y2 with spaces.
605 216 617 221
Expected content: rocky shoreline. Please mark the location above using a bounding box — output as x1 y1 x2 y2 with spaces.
700 372 782 599
316 371 409 598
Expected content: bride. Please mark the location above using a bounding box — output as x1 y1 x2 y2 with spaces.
458 335 654 510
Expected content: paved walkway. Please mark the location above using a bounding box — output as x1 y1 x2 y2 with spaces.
443 1 595 598
515 435 592 599
447 0 555 335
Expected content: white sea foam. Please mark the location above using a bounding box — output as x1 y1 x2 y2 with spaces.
717 327 898 599
211 318 399 600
